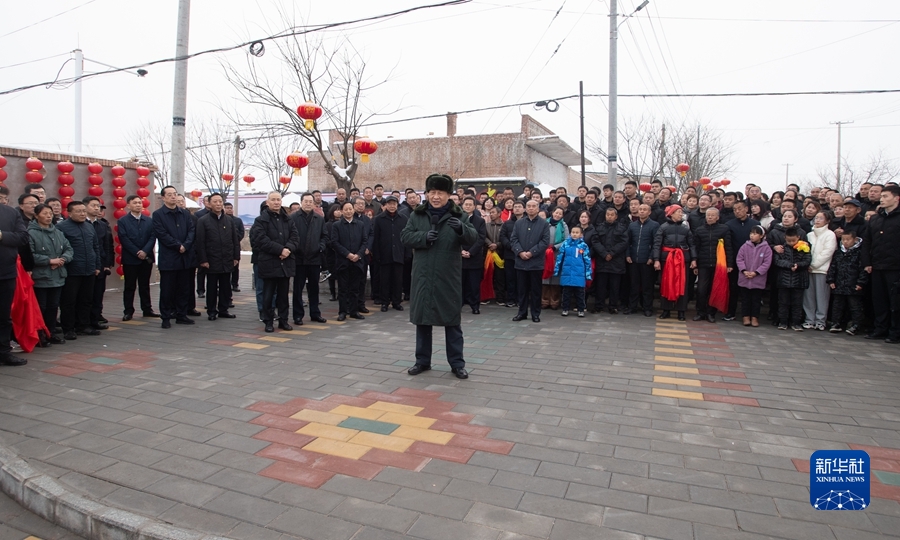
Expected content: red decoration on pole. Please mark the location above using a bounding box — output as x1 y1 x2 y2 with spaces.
57 161 79 216
639 183 652 193
222 173 234 183
135 166 151 212
296 102 323 131
0 154 8 184
25 157 44 183
353 138 377 163
713 181 722 188
665 185 677 193
111 165 127 220
190 189 202 199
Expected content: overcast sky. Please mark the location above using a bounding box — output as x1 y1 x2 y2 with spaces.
2 0 899 195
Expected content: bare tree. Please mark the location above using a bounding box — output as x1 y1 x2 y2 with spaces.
222 18 396 193
185 120 236 197
813 150 900 195
246 127 308 195
126 122 171 187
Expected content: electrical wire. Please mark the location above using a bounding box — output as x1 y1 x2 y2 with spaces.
0 0 100 39
0 52 70 71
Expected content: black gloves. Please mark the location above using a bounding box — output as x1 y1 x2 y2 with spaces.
426 230 439 244
446 217 463 234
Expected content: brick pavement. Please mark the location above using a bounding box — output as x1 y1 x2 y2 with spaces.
1 270 900 539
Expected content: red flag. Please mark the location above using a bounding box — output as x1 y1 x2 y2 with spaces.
541 247 555 280
709 238 730 313
480 251 495 301
12 257 50 352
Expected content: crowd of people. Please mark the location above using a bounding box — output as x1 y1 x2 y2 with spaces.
0 175 897 369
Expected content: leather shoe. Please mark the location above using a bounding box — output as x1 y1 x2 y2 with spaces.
532 317 540 323
189 310 202 316
707 314 716 323
264 322 275 333
91 323 109 330
658 311 671 319
329 295 338 301
866 332 887 340
161 320 171 329
98 317 109 324
512 314 527 321
175 317 195 325
0 355 27 366
692 314 704 321
197 292 205 298
122 313 133 321
886 337 900 344
77 328 101 336
293 319 304 325
392 305 403 311
407 364 431 376
644 310 653 317
381 305 389 312
218 312 236 319
143 311 160 318
311 316 327 323
451 367 469 379
278 321 293 331
232 287 241 292
349 313 365 320
337 313 347 321
472 308 480 315
208 315 217 321
358 307 370 314
64 331 77 340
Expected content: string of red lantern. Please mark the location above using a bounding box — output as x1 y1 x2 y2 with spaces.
111 165 127 277
136 166 151 216
25 157 43 183
58 162 79 216
0 154 7 184
87 162 104 199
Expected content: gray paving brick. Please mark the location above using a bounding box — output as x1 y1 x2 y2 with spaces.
688 486 779 516
227 521 287 540
407 514 500 540
11 438 69 461
101 441 170 466
269 507 361 540
157 502 241 535
443 478 524 509
144 475 225 506
151 454 223 480
387 487 473 520
536 462 611 487
43 448 118 474
508 443 579 465
102 486 177 517
564 482 647 513
153 436 221 460
58 471 120 498
264 483 345 514
693 523 785 540
160 423 220 443
467 452 538 476
351 526 411 540
736 510 837 540
772 497 878 532
648 463 727 489
322 475 399 503
110 427 174 447
648 495 738 528
490 470 568 498
576 453 649 477
202 489 289 526
374 467 450 493
465 502 554 538
724 475 809 501
422 458 498 483
330 497 419 533
549 519 642 540
94 461 169 489
602 507 694 540
205 467 282 496
517 493 604 526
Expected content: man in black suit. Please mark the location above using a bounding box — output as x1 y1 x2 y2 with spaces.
290 193 328 325
0 202 28 365
224 202 245 291
153 187 197 328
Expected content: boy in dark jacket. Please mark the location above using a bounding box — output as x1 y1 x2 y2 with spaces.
773 227 811 331
826 231 868 335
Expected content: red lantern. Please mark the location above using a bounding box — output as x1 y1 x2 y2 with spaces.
113 199 128 209
675 163 690 177
0 155 6 168
699 177 711 185
111 165 126 177
639 183 652 193
142 199 151 208
666 185 677 193
297 102 323 131
136 177 150 187
25 157 44 183
87 174 102 186
113 209 127 219
721 178 731 187
689 181 699 188
353 138 377 163
59 186 75 198
702 184 712 191
116 255 122 265
191 189 202 198
116 266 124 276
112 188 126 199
88 163 103 174
222 173 234 183
285 152 309 176
0 170 6 183
137 187 150 198
0 155 6 184
88 186 103 196
112 177 126 188
142 209 150 216
136 166 150 177
57 161 75 174
713 181 722 188
279 176 291 185
243 175 255 186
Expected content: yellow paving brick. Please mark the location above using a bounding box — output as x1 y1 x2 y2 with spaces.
653 375 702 387
105 326 121 331
303 438 370 459
290 409 348 425
655 333 690 340
652 388 704 400
330 404 386 420
656 321 686 326
654 347 695 355
377 412 436 429
348 431 415 452
118 320 147 325
368 401 424 416
325 320 346 325
655 340 695 347
655 365 700 374
259 336 292 342
391 425 455 445
297 422 359 442
233 342 269 349
654 355 697 364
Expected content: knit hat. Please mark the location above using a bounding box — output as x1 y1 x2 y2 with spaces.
425 173 454 194
664 204 682 218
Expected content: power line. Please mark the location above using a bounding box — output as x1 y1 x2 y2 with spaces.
0 52 70 71
0 0 100 39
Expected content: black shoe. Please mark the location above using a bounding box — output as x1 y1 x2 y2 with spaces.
721 314 736 321
644 310 653 317
161 320 171 329
278 321 293 331
692 314 705 321
403 294 411 301
208 315 217 321
77 328 101 336
329 295 338 301
358 307 370 314
143 311 160 318
311 316 327 323
0 355 27 366
451 367 469 379
218 312 236 319
677 311 686 321
622 308 632 315
349 313 365 320
512 314 527 321
227 304 235 309
337 313 347 321
122 313 133 321
392 305 403 311
532 317 541 323
408 364 431 376
197 292 205 298
232 287 241 292
64 331 77 340
658 311 671 319
91 323 109 330
264 322 275 333
866 332 888 340
98 317 108 324
886 337 900 344
293 319 304 325
707 314 716 323
472 308 480 315
381 305 389 312
189 310 202 316
49 335 66 345
175 317 195 325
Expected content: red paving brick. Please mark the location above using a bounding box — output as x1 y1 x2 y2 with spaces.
429 420 492 438
249 414 309 432
252 428 317 447
208 340 239 346
446 435 514 454
43 366 85 377
359 448 431 471
283 397 338 412
850 444 900 461
871 482 900 503
792 458 810 473
321 394 378 408
392 387 444 400
246 402 304 417
697 369 747 379
423 410 476 423
702 394 759 407
257 444 319 466
312 454 385 480
407 441 475 463
357 391 407 403
259 461 333 489
700 381 753 392
695 359 741 368
873 459 900 473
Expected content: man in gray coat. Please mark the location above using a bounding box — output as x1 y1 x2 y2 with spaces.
511 199 550 322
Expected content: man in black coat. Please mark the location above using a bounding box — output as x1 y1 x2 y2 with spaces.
692 208 734 322
833 199 867 238
353 197 375 313
499 200 524 307
723 200 760 320
118 195 158 320
372 196 408 312
57 201 103 339
290 192 328 325
0 202 28 366
153 186 197 328
331 201 368 321
196 193 241 321
511 200 550 322
250 192 300 333
460 196 487 314
84 196 113 329
225 202 245 292
863 184 900 343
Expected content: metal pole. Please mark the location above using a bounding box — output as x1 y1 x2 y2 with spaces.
579 81 586 188
74 49 83 153
608 0 618 188
170 0 191 194
233 135 241 216
830 120 853 191
783 163 792 190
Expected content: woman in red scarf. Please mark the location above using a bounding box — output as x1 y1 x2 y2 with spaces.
652 205 697 320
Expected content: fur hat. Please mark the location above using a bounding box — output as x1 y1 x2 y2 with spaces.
425 173 454 194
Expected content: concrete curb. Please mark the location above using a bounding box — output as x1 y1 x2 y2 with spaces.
0 443 234 540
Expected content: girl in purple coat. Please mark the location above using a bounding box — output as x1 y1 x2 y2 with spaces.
735 225 772 327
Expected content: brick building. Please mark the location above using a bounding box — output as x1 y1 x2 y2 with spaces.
307 114 598 195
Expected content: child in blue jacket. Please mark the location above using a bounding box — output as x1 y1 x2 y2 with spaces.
554 226 593 317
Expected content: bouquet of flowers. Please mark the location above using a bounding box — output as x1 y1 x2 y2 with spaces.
793 240 810 253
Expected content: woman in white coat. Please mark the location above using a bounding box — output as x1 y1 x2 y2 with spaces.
803 211 837 330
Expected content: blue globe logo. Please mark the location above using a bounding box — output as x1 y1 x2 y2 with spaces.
813 490 867 510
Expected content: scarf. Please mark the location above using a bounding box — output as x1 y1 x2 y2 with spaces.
427 201 452 220
660 247 686 301
548 218 565 245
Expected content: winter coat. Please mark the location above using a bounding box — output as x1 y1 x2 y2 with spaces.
250 207 299 279
196 212 241 274
331 217 368 272
694 222 734 268
627 218 659 264
152 205 196 271
735 240 772 289
834 214 866 238
499 216 518 260
91 218 115 268
232 215 246 241
0 205 28 280
372 211 408 265
554 238 592 287
56 218 101 277
826 238 869 295
542 219 568 284
511 215 550 272
17 211 35 272
773 244 812 289
687 209 708 232
652 220 696 264
863 207 900 270
461 212 487 270
290 210 327 266
401 202 477 327
592 220 628 274
485 219 503 250
726 217 761 257
767 222 808 247
117 212 155 266
580 224 597 250
808 224 837 274
27 220 73 288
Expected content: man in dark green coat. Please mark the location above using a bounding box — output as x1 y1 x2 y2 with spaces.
401 174 477 379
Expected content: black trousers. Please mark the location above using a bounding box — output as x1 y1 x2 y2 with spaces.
492 260 506 301
0 278 16 355
415 324 464 369
516 269 542 318
60 274 95 331
123 262 153 315
403 258 412 297
189 268 197 311
504 259 518 303
695 266 716 316
159 268 192 321
740 287 763 318
206 272 233 315
595 273 622 309
34 286 62 335
871 269 900 338
461 268 482 309
231 266 240 289
90 272 107 324
262 277 290 323
338 266 362 315
832 294 864 328
629 262 656 311
369 260 380 302
619 262 631 308
197 266 207 293
357 260 368 311
562 286 586 311
292 264 322 321
726 268 740 317
379 263 404 307
778 288 804 326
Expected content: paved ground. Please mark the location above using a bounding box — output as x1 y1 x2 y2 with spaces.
0 490 84 539
2 263 900 540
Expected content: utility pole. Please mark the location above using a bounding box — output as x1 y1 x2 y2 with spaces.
657 123 666 183
783 163 792 190
170 0 192 195
579 81 586 187
74 49 83 153
233 135 242 216
830 120 853 191
607 0 618 188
